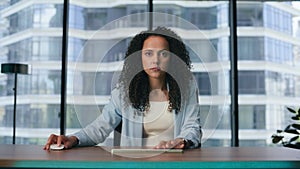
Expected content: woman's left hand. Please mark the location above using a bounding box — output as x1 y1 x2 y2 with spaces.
154 138 185 149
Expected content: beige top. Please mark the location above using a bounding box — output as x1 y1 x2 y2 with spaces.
143 101 174 146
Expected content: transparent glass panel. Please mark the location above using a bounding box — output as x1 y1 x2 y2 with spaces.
66 0 148 146
66 0 228 148
153 0 230 147
0 1 63 144
237 1 300 147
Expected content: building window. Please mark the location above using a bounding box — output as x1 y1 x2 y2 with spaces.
237 3 263 27
84 8 107 30
185 7 218 30
265 37 293 64
264 4 292 34
239 71 265 94
238 37 264 60
187 39 219 63
194 72 211 95
239 105 266 129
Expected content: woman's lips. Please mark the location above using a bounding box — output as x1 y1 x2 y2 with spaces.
149 67 160 71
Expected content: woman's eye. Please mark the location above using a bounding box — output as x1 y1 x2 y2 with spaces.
160 51 170 58
144 51 152 56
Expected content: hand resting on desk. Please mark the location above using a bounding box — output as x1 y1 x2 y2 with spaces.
43 133 188 150
154 138 185 149
43 134 78 150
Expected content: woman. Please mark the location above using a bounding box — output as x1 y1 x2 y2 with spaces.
44 27 201 150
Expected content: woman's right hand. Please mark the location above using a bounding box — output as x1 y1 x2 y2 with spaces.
43 134 78 150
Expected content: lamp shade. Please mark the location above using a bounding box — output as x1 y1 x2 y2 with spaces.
1 63 30 75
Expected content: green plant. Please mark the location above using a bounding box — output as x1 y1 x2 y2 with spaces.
271 107 300 149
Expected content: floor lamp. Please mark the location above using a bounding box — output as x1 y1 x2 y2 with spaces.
1 63 30 144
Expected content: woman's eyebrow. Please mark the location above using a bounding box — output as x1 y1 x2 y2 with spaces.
148 49 168 51
142 49 153 51
142 49 169 53
159 49 169 52
157 49 170 53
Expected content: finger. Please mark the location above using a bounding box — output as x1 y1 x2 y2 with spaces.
170 140 176 147
154 144 162 149
47 134 57 144
44 134 57 150
57 135 64 146
58 135 71 148
43 144 48 150
174 142 185 149
154 141 166 149
161 141 167 149
173 139 185 149
165 141 174 148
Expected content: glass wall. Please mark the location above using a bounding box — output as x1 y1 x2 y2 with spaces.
237 1 300 147
0 1 63 144
0 0 299 148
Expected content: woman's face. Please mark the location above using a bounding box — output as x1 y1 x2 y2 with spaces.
142 35 170 80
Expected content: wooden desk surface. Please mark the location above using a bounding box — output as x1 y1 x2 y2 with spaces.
0 145 299 168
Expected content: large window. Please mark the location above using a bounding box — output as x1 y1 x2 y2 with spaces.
0 0 63 144
0 0 299 148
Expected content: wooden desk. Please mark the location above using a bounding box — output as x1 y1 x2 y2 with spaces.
0 145 299 168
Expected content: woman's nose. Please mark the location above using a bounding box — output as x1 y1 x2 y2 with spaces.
152 53 160 64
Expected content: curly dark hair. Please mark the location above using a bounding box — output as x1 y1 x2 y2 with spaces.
118 27 193 114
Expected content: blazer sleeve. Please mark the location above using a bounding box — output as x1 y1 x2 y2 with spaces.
176 80 202 148
71 88 122 146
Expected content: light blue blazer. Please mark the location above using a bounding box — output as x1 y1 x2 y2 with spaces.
72 80 202 148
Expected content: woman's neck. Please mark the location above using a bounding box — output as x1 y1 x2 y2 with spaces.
148 77 168 101
148 77 166 90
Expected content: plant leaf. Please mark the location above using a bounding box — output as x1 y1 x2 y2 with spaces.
284 129 300 135
283 143 300 149
292 123 300 130
289 136 299 143
284 125 291 131
287 107 296 114
272 135 284 144
292 116 300 121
